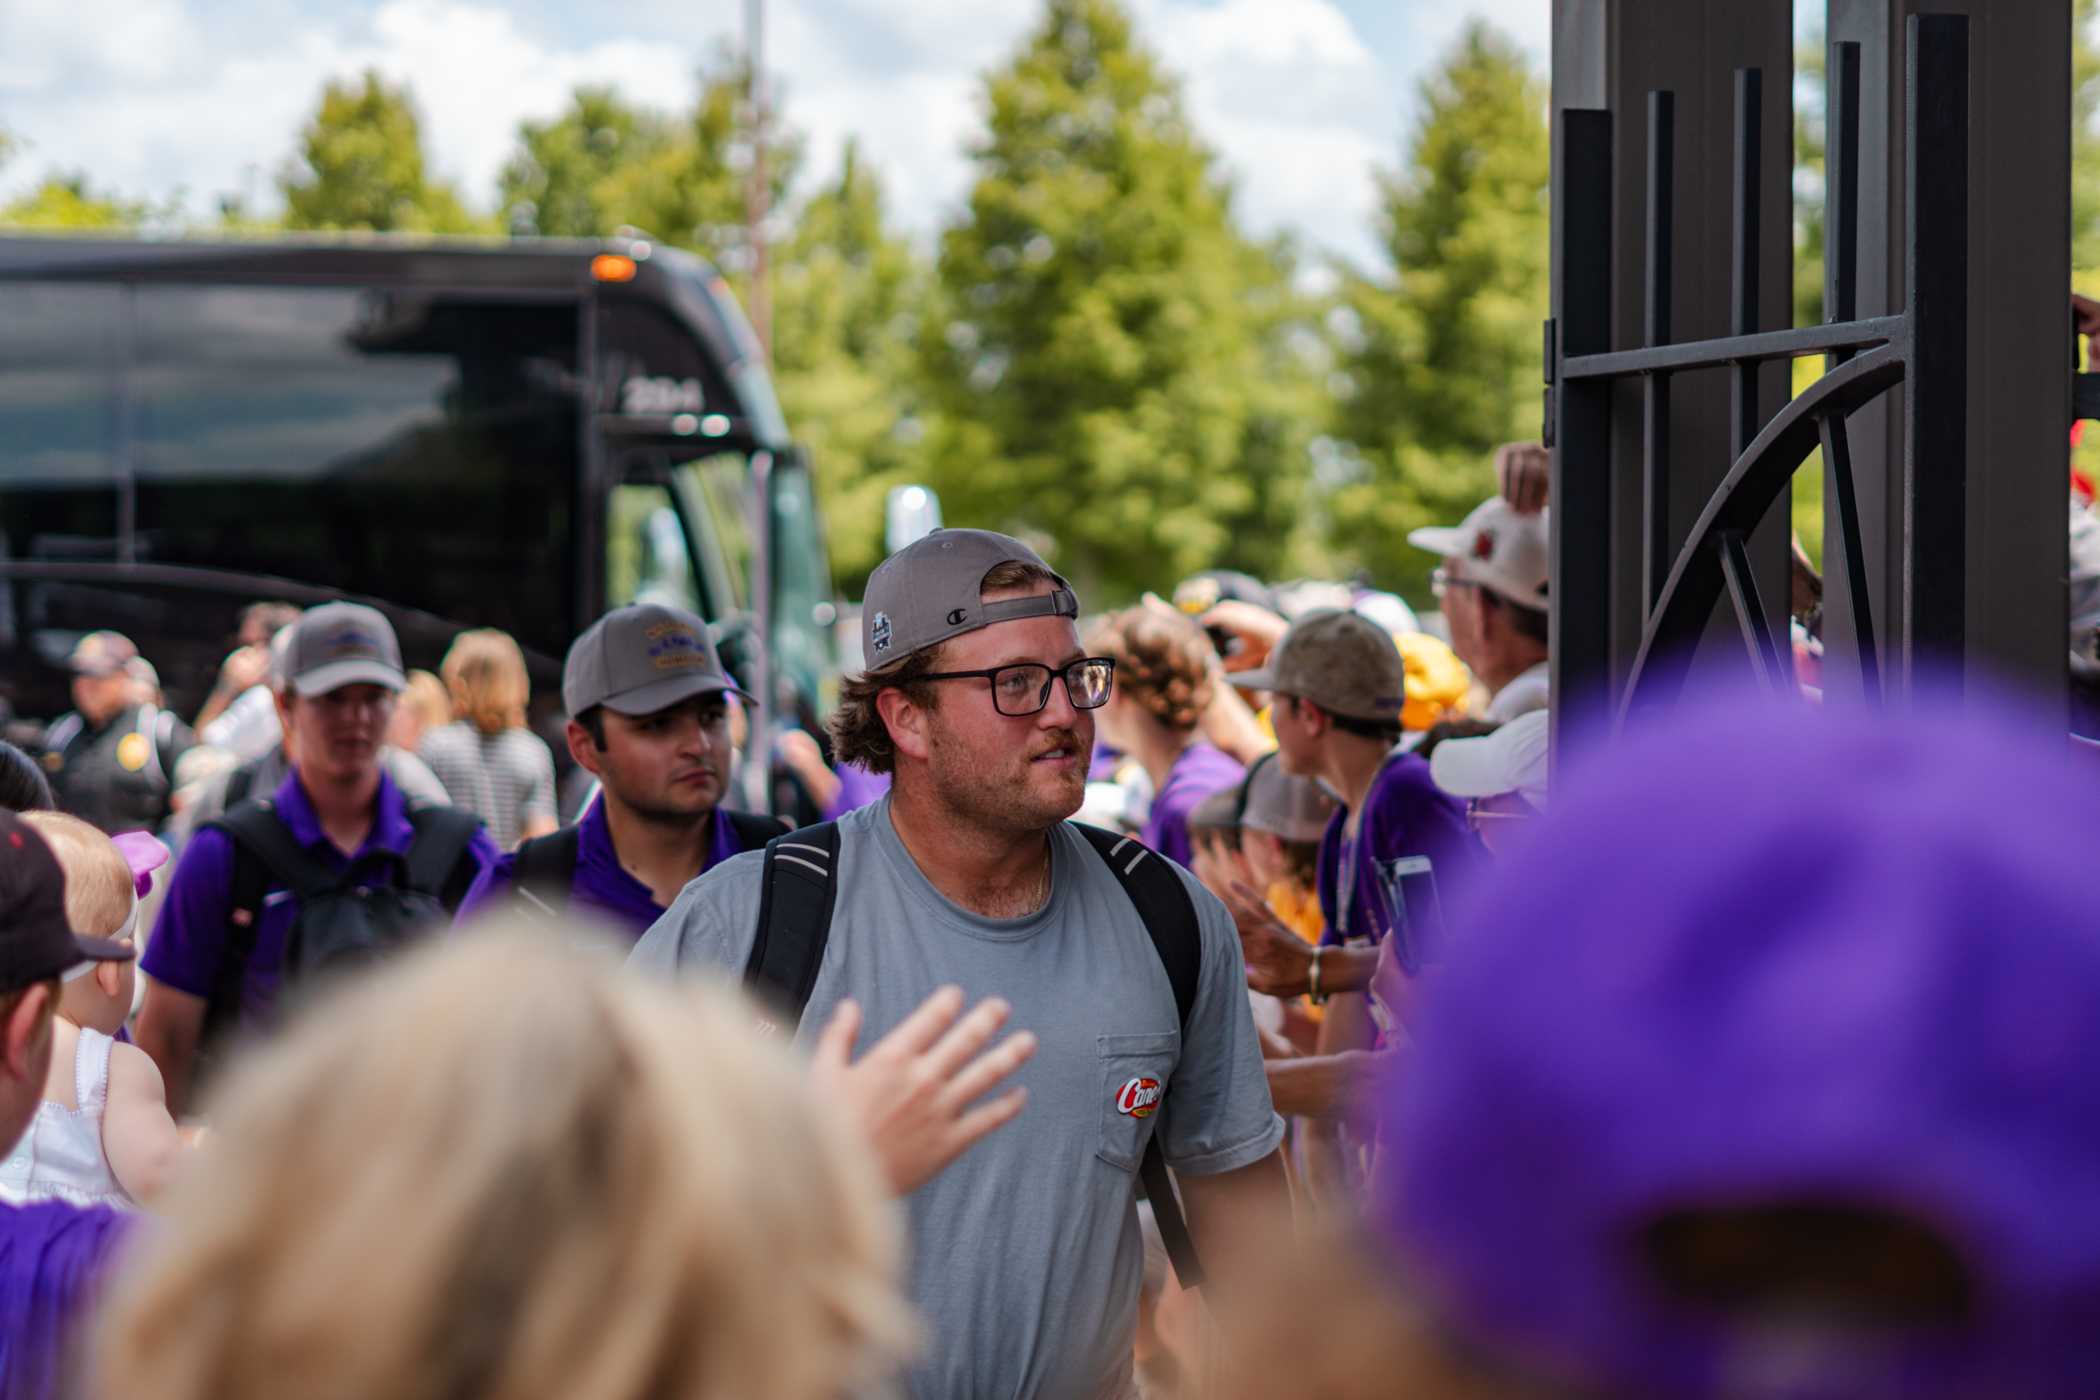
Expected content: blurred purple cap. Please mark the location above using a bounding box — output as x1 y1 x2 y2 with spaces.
1382 689 2100 1397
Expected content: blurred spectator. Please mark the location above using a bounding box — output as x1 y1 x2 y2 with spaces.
1343 690 2100 1399
387 669 451 755
1184 785 1248 901
1410 497 1551 722
0 740 55 814
42 632 194 836
0 813 139 1400
97 929 917 1400
173 629 450 850
1428 710 1548 858
1393 631 1473 734
1229 610 1480 1002
1236 752 1336 947
1089 607 1247 868
196 627 293 766
7 813 184 1208
136 605 498 1115
419 630 558 851
191 602 300 734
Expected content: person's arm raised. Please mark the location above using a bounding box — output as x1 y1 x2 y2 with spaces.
134 981 208 1121
808 986 1037 1196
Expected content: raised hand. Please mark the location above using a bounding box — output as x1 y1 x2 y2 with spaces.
1224 880 1315 999
809 986 1038 1196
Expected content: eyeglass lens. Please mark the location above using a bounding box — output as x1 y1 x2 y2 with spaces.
991 659 1115 716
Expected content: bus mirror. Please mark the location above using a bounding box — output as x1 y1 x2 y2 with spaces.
886 485 944 554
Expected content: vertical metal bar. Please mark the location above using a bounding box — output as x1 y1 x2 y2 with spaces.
1643 90 1674 611
1826 41 1862 357
1904 15 1968 684
746 448 776 813
1550 107 1615 769
1717 528 1789 693
1819 412 1880 704
114 284 137 565
1731 67 1762 458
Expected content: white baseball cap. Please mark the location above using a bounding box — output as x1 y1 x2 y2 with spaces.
1430 709 1550 811
1409 497 1549 613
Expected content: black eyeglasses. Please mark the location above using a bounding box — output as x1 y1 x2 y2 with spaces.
915 657 1117 717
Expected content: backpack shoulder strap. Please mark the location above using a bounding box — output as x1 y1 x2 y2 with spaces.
510 825 582 915
741 821 841 1027
207 801 345 903
1071 822 1206 1290
1071 824 1201 1026
724 808 792 851
198 799 324 1050
403 806 487 912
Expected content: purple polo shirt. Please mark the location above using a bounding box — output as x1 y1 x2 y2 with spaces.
1141 742 1246 869
456 798 744 942
142 769 498 1028
822 763 891 823
1316 750 1482 973
0 1199 131 1400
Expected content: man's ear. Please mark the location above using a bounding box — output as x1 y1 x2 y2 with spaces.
3 981 53 1083
1298 698 1333 740
565 720 604 778
875 687 933 765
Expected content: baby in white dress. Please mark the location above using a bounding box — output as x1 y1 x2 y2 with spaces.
0 814 184 1208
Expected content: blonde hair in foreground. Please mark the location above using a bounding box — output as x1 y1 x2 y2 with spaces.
94 925 913 1400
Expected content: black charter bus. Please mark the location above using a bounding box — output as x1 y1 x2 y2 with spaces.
0 233 837 802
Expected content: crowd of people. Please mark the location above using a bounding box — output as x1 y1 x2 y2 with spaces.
2 437 2098 1400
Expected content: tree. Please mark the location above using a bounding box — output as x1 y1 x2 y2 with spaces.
498 86 677 237
1327 21 1549 603
770 142 933 592
920 0 1318 602
0 173 155 229
279 70 484 233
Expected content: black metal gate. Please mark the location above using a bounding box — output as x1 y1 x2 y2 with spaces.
1547 16 1970 733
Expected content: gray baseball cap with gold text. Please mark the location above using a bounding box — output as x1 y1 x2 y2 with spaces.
563 604 746 717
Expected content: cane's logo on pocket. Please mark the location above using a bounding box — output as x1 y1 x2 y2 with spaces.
1115 1076 1163 1119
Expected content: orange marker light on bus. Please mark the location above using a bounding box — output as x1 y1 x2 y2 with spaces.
591 253 638 283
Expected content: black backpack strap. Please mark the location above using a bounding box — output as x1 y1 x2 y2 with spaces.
199 799 339 1049
724 808 792 851
223 758 259 811
403 805 488 913
741 822 841 1027
510 825 582 916
1073 822 1206 1289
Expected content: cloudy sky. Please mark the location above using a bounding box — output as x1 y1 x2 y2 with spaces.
0 0 1573 270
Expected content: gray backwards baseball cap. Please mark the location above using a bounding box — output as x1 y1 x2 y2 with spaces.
860 528 1077 667
282 603 406 698
563 603 745 718
1234 608 1406 721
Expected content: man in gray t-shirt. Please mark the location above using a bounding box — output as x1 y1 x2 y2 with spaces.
632 529 1285 1400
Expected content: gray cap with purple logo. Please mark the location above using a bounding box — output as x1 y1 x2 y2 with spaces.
563 603 744 718
1384 688 2100 1395
282 603 405 697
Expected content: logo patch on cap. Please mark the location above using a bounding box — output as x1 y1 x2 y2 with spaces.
1115 1076 1163 1119
316 626 382 659
644 621 708 671
871 612 893 653
947 608 968 626
1472 529 1497 561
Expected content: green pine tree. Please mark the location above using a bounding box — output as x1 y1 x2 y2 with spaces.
920 0 1316 603
279 71 486 234
1328 20 1549 604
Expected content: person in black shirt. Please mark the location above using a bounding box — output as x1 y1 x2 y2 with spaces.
41 633 192 835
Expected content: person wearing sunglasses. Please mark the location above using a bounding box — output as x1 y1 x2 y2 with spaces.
631 529 1286 1400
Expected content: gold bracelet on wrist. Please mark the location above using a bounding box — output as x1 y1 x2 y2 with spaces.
1308 945 1328 1006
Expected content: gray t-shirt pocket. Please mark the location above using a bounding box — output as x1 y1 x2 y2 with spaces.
1094 1031 1180 1172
